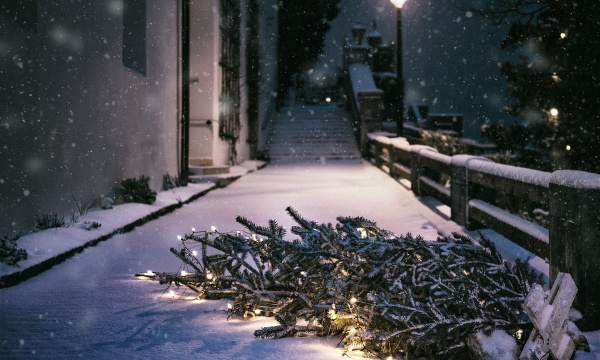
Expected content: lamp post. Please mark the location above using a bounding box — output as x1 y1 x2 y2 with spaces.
390 0 407 136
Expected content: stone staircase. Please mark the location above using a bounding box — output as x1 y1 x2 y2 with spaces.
266 104 362 162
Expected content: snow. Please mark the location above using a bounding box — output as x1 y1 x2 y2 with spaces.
550 170 600 190
0 160 442 359
347 63 382 110
1 160 598 359
469 199 549 246
468 158 551 188
475 329 519 359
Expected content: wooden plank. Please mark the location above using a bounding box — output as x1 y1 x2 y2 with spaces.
420 177 451 206
469 200 549 259
469 169 548 205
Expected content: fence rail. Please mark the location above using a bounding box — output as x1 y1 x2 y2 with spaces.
366 133 600 330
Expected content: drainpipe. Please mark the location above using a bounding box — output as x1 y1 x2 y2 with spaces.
180 0 190 185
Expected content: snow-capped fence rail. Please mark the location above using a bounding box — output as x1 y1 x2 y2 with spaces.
367 133 600 330
346 63 384 152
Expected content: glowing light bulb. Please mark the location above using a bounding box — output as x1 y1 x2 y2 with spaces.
325 97 331 103
550 108 559 117
211 225 217 232
206 272 214 280
350 297 357 304
566 145 571 151
560 32 567 39
191 227 196 232
254 308 261 315
192 250 198 256
181 270 189 277
227 303 233 310
386 356 394 360
177 235 183 241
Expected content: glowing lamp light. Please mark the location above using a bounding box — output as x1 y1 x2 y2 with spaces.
254 308 261 315
181 270 189 277
206 272 214 280
390 0 408 8
144 270 155 276
386 356 394 360
177 235 183 241
325 97 331 103
350 297 357 305
560 32 567 39
211 225 217 232
192 250 198 256
227 303 233 310
191 227 196 232
566 145 571 151
550 108 559 117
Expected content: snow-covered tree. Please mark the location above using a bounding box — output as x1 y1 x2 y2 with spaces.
470 0 600 173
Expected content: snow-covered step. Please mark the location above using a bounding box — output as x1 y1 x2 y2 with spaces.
267 104 361 162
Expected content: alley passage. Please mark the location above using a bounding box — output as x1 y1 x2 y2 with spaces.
0 105 464 360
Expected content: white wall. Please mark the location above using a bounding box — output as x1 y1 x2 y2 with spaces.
189 0 220 161
0 0 179 235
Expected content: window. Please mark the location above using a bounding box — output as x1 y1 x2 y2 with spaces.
122 0 146 75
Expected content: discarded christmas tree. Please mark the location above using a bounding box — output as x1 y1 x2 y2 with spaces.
143 207 540 359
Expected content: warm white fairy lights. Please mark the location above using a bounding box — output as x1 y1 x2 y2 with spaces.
350 296 357 305
177 235 183 241
181 270 189 277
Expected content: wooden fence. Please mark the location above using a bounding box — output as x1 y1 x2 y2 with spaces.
367 133 600 330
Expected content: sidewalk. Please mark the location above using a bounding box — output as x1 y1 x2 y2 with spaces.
0 157 598 359
0 161 265 288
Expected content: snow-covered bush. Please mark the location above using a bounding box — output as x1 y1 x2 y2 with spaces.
0 234 28 267
148 208 541 360
34 212 66 230
162 173 182 191
116 176 157 205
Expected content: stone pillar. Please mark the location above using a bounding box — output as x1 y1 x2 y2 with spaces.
549 170 600 330
358 90 383 154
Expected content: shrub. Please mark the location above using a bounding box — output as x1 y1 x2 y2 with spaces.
34 212 66 230
0 234 28 267
116 175 157 205
162 173 182 191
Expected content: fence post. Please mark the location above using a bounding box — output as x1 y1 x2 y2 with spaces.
410 145 437 195
549 170 600 330
450 155 491 226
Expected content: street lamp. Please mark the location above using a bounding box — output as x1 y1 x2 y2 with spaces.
390 0 407 136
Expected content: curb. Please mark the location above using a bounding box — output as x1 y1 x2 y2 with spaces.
0 161 268 288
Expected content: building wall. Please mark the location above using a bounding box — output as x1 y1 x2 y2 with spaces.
256 0 278 154
189 0 220 161
0 1 179 235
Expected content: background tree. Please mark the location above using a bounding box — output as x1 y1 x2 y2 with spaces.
471 0 600 173
277 0 341 108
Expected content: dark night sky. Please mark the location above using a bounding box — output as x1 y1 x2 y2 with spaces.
316 0 513 139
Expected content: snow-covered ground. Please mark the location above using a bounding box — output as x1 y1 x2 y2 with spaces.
1 160 598 359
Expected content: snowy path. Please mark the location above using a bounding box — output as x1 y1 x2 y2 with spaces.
0 159 450 359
